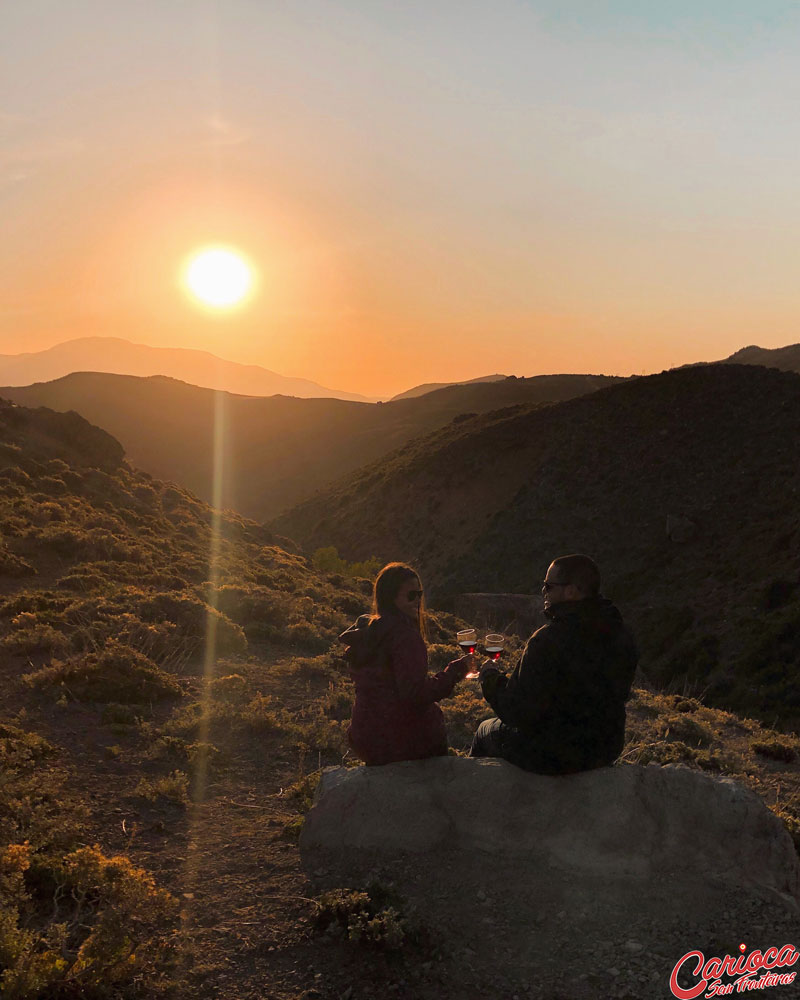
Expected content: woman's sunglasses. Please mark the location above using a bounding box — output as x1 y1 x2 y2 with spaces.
405 590 424 601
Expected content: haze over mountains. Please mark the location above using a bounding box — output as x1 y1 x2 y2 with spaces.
0 337 376 403
275 363 800 726
0 371 620 521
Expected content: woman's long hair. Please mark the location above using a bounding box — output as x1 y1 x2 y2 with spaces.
372 562 427 639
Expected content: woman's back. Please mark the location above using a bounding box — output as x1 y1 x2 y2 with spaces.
341 611 459 765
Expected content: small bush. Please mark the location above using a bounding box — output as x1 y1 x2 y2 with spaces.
134 770 190 806
211 673 248 703
240 694 281 732
750 739 798 763
283 771 322 813
312 546 381 581
1 623 69 656
0 547 35 577
313 883 415 950
0 842 178 998
100 703 139 726
285 621 331 653
658 714 714 748
25 641 182 704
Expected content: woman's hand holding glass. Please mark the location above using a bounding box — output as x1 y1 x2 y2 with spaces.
456 630 506 679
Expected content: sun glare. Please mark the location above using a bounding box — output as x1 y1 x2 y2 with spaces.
182 246 254 309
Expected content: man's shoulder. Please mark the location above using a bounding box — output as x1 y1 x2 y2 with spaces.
522 622 562 656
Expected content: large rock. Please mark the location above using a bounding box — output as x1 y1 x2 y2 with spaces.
300 757 799 901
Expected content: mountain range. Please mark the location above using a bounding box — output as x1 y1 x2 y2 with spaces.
3 373 799 999
0 337 376 403
0 371 620 521
274 363 800 727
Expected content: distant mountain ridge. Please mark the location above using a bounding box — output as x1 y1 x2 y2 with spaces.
0 371 621 521
0 336 375 403
719 342 800 370
390 374 507 401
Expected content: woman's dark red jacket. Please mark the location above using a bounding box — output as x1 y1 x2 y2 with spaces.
340 612 463 766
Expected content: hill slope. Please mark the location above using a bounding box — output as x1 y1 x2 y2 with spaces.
1 371 620 521
719 342 800 371
276 364 800 726
0 335 374 402
389 373 507 401
1 396 799 999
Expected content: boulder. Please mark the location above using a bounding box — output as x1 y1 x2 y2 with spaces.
300 757 799 901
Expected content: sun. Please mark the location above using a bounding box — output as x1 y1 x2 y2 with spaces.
182 245 254 309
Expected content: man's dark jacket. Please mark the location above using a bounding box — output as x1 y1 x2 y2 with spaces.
480 597 637 775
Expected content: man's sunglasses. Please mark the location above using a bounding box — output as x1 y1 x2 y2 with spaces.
406 590 424 601
542 580 567 591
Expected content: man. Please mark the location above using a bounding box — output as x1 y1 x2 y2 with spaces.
470 554 637 775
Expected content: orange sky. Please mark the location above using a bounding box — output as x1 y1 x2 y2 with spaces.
3 2 800 397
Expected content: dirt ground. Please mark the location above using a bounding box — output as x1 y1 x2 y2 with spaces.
5 643 800 1000
37 724 800 998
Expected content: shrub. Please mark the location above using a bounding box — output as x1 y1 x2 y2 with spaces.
283 771 322 813
322 688 352 721
25 641 182 704
658 714 714 748
0 547 35 577
750 739 798 763
0 842 178 998
1 622 69 657
210 673 248 702
312 883 417 951
312 547 381 581
241 694 281 732
285 621 331 653
134 770 190 806
772 804 800 854
100 703 139 726
138 592 247 659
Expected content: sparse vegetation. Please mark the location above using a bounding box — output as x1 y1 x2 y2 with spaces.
312 883 419 951
312 545 382 580
24 641 182 704
4 388 800 997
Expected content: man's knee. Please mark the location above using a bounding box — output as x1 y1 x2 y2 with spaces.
470 717 504 757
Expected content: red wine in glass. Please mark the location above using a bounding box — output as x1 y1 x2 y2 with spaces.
484 633 505 662
457 629 478 678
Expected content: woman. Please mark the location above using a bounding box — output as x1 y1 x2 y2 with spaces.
339 562 473 766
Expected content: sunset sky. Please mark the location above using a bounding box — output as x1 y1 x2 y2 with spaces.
3 1 800 397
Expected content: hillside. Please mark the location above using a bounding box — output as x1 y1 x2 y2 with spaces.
276 364 800 728
1 371 621 522
0 336 374 403
720 342 800 371
1 396 799 999
389 373 507 401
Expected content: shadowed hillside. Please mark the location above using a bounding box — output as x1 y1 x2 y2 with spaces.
276 364 800 728
1 371 621 521
389 373 507 401
1 394 799 999
719 342 800 371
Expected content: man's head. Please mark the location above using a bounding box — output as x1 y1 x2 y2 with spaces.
542 554 600 610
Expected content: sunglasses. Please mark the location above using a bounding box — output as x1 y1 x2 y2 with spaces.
542 580 567 592
405 590 424 601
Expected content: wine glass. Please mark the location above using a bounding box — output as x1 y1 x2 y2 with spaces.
457 628 479 679
484 633 505 663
